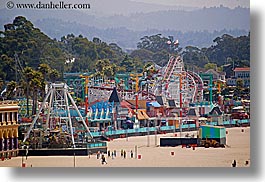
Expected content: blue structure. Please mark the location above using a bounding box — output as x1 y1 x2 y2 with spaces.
88 101 114 122
53 108 86 117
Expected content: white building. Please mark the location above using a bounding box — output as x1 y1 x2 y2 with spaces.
234 67 250 87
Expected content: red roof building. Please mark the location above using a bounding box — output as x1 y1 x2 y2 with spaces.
234 67 250 72
234 67 250 87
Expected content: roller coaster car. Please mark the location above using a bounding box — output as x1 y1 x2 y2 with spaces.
200 139 224 148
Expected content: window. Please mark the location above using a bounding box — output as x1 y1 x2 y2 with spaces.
4 113 7 122
14 112 17 122
9 112 13 122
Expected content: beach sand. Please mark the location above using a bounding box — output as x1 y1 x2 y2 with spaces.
0 127 250 167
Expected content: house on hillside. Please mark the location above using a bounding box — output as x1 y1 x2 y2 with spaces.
226 67 250 87
234 67 250 87
205 69 226 82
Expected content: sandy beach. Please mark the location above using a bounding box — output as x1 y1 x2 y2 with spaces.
0 127 250 167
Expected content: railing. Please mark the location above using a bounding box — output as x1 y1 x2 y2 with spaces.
87 142 107 148
89 126 180 137
88 119 250 137
91 132 102 137
181 124 196 129
160 126 175 131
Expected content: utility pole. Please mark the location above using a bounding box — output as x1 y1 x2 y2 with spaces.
130 73 142 119
80 74 91 126
147 119 150 147
74 151 76 167
14 53 30 116
14 53 18 99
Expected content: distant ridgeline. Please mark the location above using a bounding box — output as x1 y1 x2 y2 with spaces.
0 15 249 86
0 5 249 49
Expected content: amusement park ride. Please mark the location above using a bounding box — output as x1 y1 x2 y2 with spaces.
21 53 217 152
23 83 93 148
62 54 212 123
64 55 206 107
157 55 204 107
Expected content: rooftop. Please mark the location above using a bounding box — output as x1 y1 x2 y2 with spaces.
234 67 250 72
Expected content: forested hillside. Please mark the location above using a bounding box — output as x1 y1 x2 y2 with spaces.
0 5 249 50
0 16 250 86
0 16 145 83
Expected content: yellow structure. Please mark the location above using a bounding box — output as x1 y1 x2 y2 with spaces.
0 101 20 159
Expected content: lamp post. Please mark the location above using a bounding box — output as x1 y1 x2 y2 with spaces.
147 119 150 147
174 114 176 136
147 120 150 147
180 119 182 138
135 145 137 159
80 75 90 126
155 113 161 147
74 152 76 167
155 126 157 146
126 128 128 141
73 145 76 168
21 147 24 167
21 145 27 167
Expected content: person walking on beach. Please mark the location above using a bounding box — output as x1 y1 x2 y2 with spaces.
232 160 237 167
121 149 123 157
101 154 107 165
108 150 111 158
88 151 91 158
123 150 126 159
111 151 114 159
245 160 249 166
130 150 133 158
114 150 116 157
97 151 100 159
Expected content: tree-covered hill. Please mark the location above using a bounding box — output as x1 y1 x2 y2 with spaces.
132 33 250 70
0 16 145 83
0 16 250 84
0 5 249 50
0 16 66 81
0 16 250 112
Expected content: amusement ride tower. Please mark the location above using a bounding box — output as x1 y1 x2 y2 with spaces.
23 83 93 148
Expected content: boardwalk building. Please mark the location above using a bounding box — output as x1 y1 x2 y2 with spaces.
0 101 19 159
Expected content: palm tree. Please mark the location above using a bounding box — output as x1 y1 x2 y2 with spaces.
24 67 34 117
38 63 51 100
31 71 43 115
49 69 60 83
6 81 17 99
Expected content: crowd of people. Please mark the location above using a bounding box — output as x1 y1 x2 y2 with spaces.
96 149 135 165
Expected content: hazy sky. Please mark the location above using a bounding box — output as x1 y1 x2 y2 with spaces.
132 0 249 8
0 0 250 10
